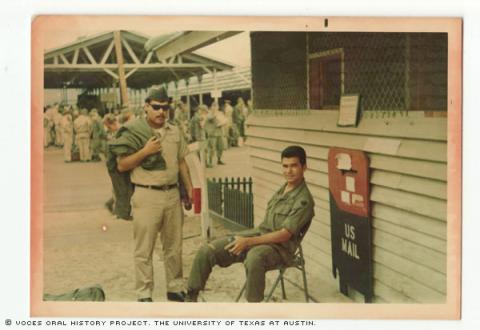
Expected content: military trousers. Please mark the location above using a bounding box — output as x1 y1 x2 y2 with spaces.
75 136 91 161
187 237 284 302
131 186 184 299
63 134 73 161
55 126 64 146
206 136 224 165
44 127 51 147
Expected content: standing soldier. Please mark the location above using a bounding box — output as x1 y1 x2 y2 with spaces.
89 108 106 162
45 103 56 146
53 105 64 147
190 105 208 160
204 102 227 168
232 97 246 146
74 108 92 162
43 106 53 148
119 107 135 125
190 105 207 143
110 87 193 302
103 114 122 217
60 107 74 162
174 101 190 142
223 99 237 147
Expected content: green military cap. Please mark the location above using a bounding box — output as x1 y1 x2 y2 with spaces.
146 87 169 102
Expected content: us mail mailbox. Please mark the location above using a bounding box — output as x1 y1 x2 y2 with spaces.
328 147 373 303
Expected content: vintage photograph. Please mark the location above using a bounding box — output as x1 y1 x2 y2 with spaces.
31 16 462 318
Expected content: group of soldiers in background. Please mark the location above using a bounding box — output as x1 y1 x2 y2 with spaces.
43 96 252 168
187 97 252 168
43 103 135 163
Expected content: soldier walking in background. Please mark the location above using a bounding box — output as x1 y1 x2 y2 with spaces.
232 97 246 146
174 100 191 142
223 99 237 147
74 108 92 162
89 108 106 162
119 107 135 125
103 114 121 217
205 102 227 168
60 107 74 162
190 105 208 160
190 105 207 143
53 105 64 147
43 106 54 148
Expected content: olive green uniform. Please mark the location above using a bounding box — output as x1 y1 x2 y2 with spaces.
232 105 246 139
73 114 92 161
204 112 225 166
190 112 205 143
90 115 106 161
174 109 190 142
60 113 74 162
130 122 189 299
187 180 314 302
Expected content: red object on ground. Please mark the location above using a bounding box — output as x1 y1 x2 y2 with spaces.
192 187 201 214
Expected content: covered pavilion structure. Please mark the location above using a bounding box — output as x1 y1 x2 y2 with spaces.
44 30 237 110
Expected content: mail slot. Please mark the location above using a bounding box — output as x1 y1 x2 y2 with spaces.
328 147 373 303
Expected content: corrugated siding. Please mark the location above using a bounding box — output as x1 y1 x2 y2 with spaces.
247 111 447 303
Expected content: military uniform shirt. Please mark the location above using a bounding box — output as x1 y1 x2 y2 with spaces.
130 123 188 186
252 180 315 264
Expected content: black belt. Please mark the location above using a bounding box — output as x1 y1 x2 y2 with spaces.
134 183 178 191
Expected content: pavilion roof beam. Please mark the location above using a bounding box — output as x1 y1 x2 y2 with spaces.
103 68 119 80
121 30 150 45
183 53 233 71
144 51 153 64
121 37 140 64
60 53 69 64
72 48 79 64
152 31 241 62
82 46 97 64
125 68 138 79
100 40 115 64
45 63 210 71
44 32 113 59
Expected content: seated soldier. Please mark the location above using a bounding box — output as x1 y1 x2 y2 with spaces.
185 145 315 302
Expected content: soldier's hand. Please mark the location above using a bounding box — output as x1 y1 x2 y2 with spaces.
142 136 162 155
225 236 250 256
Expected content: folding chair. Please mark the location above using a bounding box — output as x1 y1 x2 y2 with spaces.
235 220 312 302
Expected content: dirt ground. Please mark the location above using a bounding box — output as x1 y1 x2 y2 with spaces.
43 145 350 303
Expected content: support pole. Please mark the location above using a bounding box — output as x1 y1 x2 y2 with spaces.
213 68 218 103
113 31 129 107
198 74 203 105
112 81 118 110
186 78 191 119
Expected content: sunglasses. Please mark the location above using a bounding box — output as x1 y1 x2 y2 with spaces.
149 103 170 111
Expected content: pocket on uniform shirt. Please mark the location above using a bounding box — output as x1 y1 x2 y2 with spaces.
164 132 180 143
272 204 293 229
